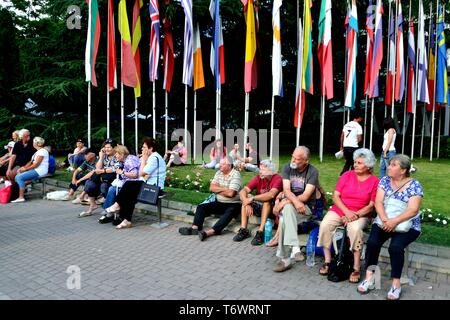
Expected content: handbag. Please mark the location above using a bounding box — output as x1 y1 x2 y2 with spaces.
327 227 354 282
137 156 161 205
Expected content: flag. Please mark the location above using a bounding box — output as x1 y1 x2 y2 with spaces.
209 0 225 90
364 0 374 96
193 23 205 91
344 0 358 108
406 21 416 113
272 0 283 97
85 0 101 87
426 20 436 110
394 0 405 102
163 17 175 92
148 0 160 82
132 0 143 98
416 0 429 104
436 4 447 106
369 0 383 98
242 0 258 93
181 0 193 86
302 0 313 94
385 3 395 106
118 0 137 87
318 0 333 99
294 22 305 128
107 0 117 91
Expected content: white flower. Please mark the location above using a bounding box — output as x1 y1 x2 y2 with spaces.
427 209 432 212
435 218 441 222
326 192 332 195
196 172 201 177
428 214 433 218
186 175 191 180
443 220 448 225
193 181 199 186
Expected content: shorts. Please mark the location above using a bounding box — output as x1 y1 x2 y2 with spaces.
250 200 275 218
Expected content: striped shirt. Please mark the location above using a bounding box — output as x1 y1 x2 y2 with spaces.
212 168 242 203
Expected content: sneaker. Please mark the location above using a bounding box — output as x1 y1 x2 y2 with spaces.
273 260 293 272
112 216 123 226
251 230 264 246
179 227 199 235
78 211 94 218
72 197 82 204
387 286 402 300
11 198 25 203
357 277 376 295
292 251 305 262
233 228 251 242
98 214 114 224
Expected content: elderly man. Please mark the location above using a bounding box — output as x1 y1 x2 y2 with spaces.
179 156 242 241
233 159 283 246
6 129 36 183
273 146 320 272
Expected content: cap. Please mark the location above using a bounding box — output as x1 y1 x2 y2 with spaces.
76 139 85 144
4 141 15 149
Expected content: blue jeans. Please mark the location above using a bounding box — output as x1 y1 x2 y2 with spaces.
15 169 39 189
103 185 120 209
379 150 396 178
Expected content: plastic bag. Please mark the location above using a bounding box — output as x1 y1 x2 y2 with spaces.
0 185 12 204
46 190 70 201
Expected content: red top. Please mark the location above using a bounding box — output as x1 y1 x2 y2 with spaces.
246 174 283 195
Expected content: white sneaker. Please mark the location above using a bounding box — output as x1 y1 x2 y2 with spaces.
11 198 25 203
78 210 94 218
72 197 82 204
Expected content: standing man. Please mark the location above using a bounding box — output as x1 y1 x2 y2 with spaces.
340 111 363 175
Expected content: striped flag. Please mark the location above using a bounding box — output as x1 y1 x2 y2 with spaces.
118 0 137 88
416 0 429 104
426 21 436 110
364 0 374 96
394 0 405 102
436 4 447 106
242 0 258 93
344 0 358 108
385 3 395 106
209 0 225 90
193 23 205 91
294 22 305 128
406 21 416 113
272 0 283 97
163 17 175 92
369 0 383 98
148 0 160 82
132 0 143 98
181 0 193 86
85 0 101 87
107 0 117 91
302 0 313 94
318 0 333 100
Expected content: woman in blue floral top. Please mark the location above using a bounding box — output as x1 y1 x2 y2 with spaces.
358 154 423 300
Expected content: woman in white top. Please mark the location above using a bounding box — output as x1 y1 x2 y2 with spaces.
380 117 397 177
12 137 49 203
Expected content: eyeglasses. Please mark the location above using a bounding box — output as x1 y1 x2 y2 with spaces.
104 139 113 144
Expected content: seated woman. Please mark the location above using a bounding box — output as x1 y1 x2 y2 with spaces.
203 139 227 170
11 137 49 203
164 136 187 168
358 154 422 300
0 141 16 183
104 137 166 229
67 139 87 171
98 145 140 224
317 148 379 283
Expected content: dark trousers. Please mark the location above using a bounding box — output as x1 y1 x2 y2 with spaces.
193 201 241 235
84 173 115 198
116 180 144 222
340 147 358 175
69 173 85 192
365 224 420 279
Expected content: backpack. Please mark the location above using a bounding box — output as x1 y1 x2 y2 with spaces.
48 155 56 175
327 227 354 282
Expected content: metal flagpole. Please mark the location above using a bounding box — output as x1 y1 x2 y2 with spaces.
270 96 275 161
402 0 412 154
385 0 393 119
319 95 325 162
152 81 156 139
391 0 398 118
244 93 249 146
430 0 438 161
296 17 304 146
88 82 91 148
107 91 111 139
370 98 375 150
184 85 188 148
165 91 168 155
120 36 124 145
363 95 368 148
135 98 138 155
412 1 421 160
193 91 197 163
216 90 220 139
437 110 442 158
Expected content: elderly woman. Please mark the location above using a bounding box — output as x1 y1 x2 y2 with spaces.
105 137 166 229
358 154 422 300
317 148 379 283
11 137 49 203
98 145 140 224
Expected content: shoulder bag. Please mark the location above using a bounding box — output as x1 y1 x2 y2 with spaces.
137 155 161 205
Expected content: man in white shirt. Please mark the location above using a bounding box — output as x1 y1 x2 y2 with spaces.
340 111 363 175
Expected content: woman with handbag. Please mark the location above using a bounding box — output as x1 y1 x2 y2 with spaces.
358 154 423 300
104 137 166 229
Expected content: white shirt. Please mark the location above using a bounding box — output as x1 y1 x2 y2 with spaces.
382 129 397 152
32 148 49 177
342 121 363 148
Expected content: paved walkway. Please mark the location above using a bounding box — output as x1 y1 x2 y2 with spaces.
0 199 448 300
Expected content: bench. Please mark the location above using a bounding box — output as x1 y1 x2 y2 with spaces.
150 191 174 228
30 174 54 197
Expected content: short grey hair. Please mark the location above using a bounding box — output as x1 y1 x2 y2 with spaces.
294 146 311 160
259 159 275 173
18 129 30 139
389 154 412 177
33 136 45 147
353 148 376 171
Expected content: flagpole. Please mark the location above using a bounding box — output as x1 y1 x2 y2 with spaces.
216 90 220 139
437 109 442 158
402 0 412 154
107 91 111 139
135 98 138 155
385 0 392 119
153 81 156 139
193 91 197 163
430 0 438 161
296 16 304 146
370 98 375 150
412 3 421 160
270 96 275 161
120 82 124 144
88 82 92 148
184 85 188 148
244 93 249 146
165 90 168 155
320 95 325 162
391 0 398 118
363 95 368 148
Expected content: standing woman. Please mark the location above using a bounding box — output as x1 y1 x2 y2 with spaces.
380 117 397 177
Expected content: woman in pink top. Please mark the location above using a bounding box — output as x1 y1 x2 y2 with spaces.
317 148 379 283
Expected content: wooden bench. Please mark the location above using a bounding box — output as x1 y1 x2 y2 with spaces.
30 174 54 197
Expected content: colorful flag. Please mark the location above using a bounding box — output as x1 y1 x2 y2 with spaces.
318 0 333 100
394 0 405 102
416 0 429 104
193 23 205 91
385 3 395 106
406 21 416 113
302 0 313 94
181 0 193 86
209 0 225 90
242 0 258 93
132 0 143 98
294 22 305 128
107 0 117 91
364 0 374 96
85 0 101 87
369 0 383 98
436 4 447 106
344 0 358 108
148 0 160 82
163 17 175 92
272 0 283 97
118 0 137 87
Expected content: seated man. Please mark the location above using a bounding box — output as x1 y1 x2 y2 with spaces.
6 129 36 183
179 156 242 241
273 146 320 272
233 159 282 245
228 143 243 168
164 136 187 167
238 143 260 173
69 150 98 202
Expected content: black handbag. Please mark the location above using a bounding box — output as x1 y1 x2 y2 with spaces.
137 156 161 205
327 227 354 282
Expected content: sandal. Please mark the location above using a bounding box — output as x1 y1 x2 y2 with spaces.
266 236 279 247
349 270 360 283
319 262 330 276
115 220 132 229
